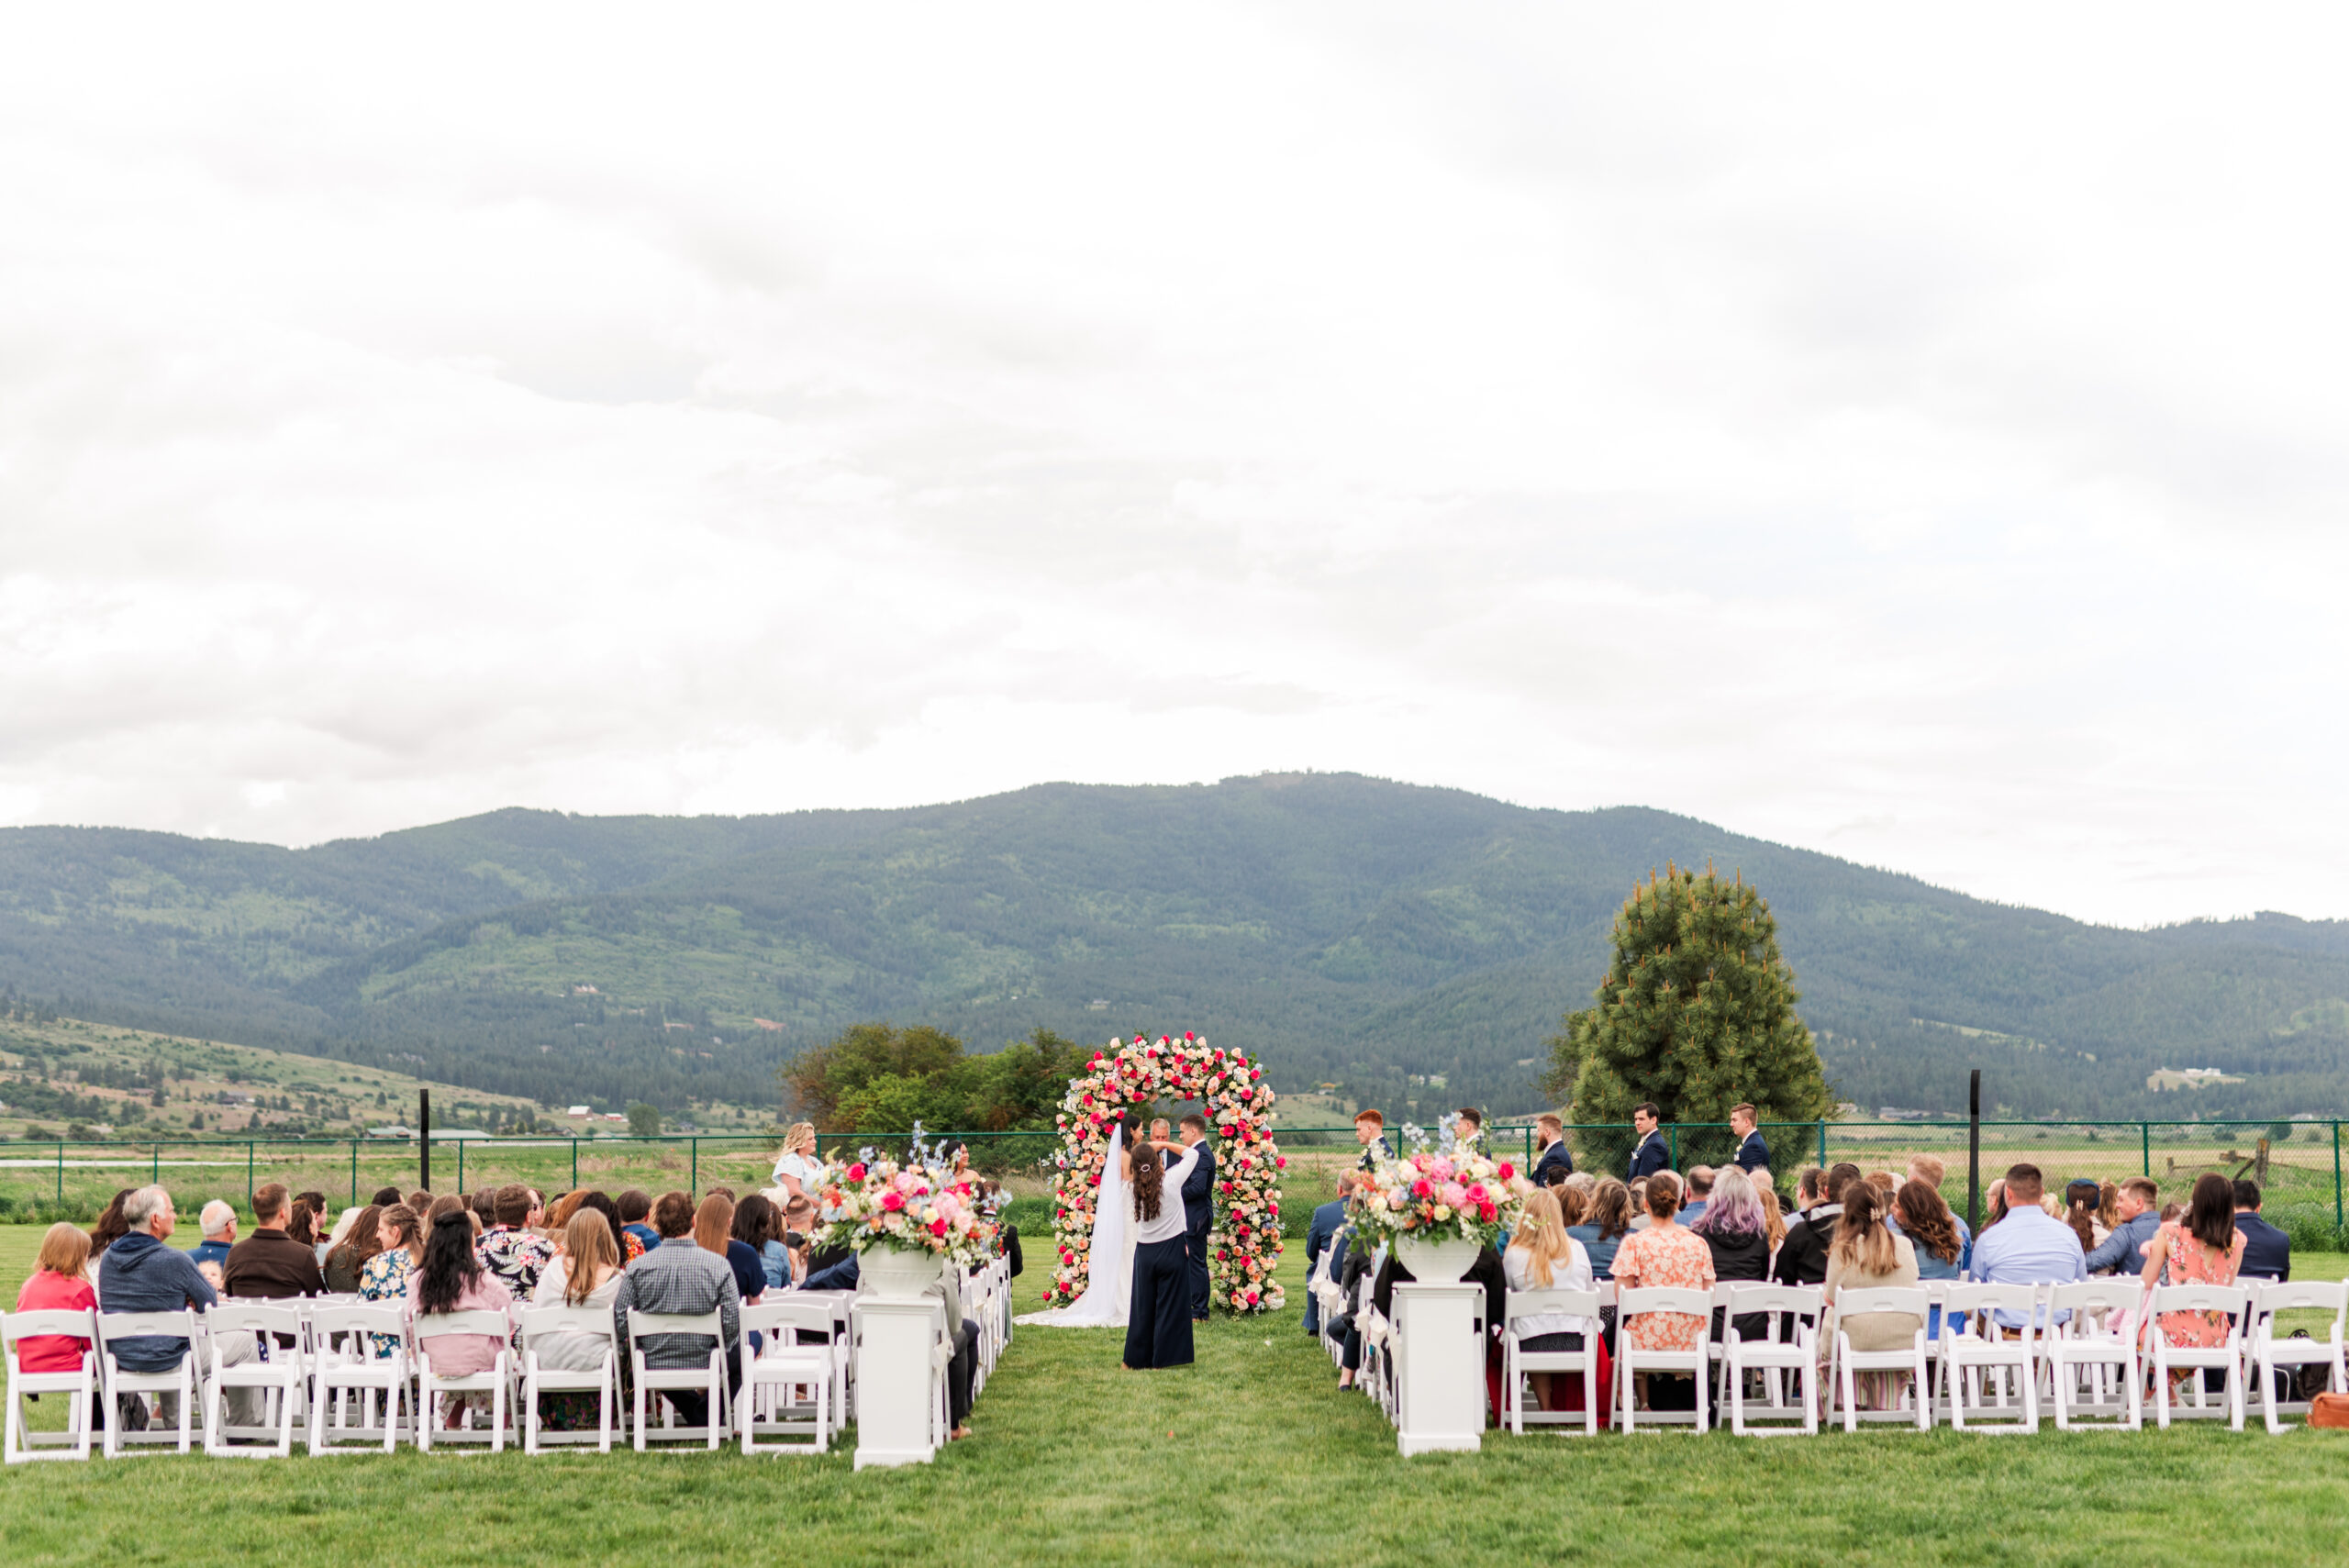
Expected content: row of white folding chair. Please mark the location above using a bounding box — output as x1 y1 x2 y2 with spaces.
738 1299 836 1455
4 1309 102 1463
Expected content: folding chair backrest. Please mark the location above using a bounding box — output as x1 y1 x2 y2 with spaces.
742 1299 836 1340
2255 1280 2347 1322
2048 1281 2138 1320
2148 1284 2249 1319
96 1309 199 1346
1831 1286 1930 1321
413 1309 515 1341
1721 1284 1822 1320
1617 1286 1713 1319
626 1309 723 1345
203 1303 306 1342
519 1305 616 1349
309 1303 406 1343
1503 1287 1598 1329
1940 1283 2040 1324
2 1309 97 1357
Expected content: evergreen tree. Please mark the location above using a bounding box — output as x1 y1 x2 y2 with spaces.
1543 862 1833 1178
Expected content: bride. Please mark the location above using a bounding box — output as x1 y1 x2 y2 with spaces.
1015 1119 1139 1328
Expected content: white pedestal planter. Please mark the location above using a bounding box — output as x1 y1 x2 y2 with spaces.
1395 1235 1482 1281
861 1245 945 1300
852 1297 942 1469
1393 1281 1485 1456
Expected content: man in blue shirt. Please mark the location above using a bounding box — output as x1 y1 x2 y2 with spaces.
1677 1166 1713 1226
1626 1103 1668 1181
2233 1179 2292 1282
1968 1164 2085 1329
1303 1173 1353 1334
1730 1104 1771 1183
2083 1177 2161 1276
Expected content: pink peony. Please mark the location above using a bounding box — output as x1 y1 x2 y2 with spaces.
1497 1162 1515 1181
1430 1157 1455 1181
845 1162 867 1183
879 1191 906 1212
1440 1183 1468 1208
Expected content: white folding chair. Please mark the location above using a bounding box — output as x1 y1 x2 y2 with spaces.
626 1309 729 1451
518 1306 618 1454
738 1300 835 1454
2146 1283 2247 1430
2043 1281 2141 1431
202 1303 307 1458
306 1304 409 1454
1720 1284 1821 1436
1499 1287 1602 1435
3 1309 98 1463
2247 1279 2348 1433
1614 1287 1713 1433
1823 1286 1932 1432
96 1310 206 1456
414 1309 515 1452
1936 1284 2043 1433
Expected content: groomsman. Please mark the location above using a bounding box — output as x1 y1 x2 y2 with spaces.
1175 1114 1216 1321
1353 1109 1392 1171
1626 1102 1669 1180
1730 1103 1772 1185
1531 1115 1575 1186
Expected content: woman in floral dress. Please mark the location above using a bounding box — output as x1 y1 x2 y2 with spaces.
359 1204 424 1358
2138 1172 2246 1393
1609 1172 1716 1406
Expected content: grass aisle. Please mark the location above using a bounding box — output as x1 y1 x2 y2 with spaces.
1 1229 2346 1565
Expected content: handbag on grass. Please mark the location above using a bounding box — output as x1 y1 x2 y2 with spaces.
2310 1392 2349 1429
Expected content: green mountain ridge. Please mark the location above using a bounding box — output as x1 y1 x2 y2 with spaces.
3 773 2345 1122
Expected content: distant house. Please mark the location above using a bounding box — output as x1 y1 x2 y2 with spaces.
603 1112 627 1122
1088 999 1109 1011
366 1124 416 1140
217 1090 251 1106
573 984 600 995
566 1106 591 1118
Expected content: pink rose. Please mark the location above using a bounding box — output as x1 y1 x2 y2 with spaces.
845 1162 866 1183
880 1191 905 1212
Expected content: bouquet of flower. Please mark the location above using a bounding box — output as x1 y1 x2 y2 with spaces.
811 1134 996 1269
1042 1032 1287 1315
1349 1139 1531 1252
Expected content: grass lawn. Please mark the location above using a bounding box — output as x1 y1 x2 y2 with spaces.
1 1226 2345 1567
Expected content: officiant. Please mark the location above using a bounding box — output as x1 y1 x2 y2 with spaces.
1174 1114 1216 1320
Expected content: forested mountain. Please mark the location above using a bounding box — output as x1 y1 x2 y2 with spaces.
3 774 2345 1122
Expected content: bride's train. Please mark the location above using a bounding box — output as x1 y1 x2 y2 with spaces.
1015 1124 1136 1328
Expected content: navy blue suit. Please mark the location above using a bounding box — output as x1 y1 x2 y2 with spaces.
1532 1140 1575 1187
1303 1197 1347 1332
1734 1129 1772 1174
2235 1212 2291 1282
1628 1130 1669 1180
1181 1140 1216 1318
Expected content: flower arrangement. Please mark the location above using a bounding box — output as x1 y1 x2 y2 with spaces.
1042 1032 1286 1315
811 1127 996 1268
1349 1130 1531 1253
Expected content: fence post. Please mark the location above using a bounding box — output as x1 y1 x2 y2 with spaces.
1667 1125 1678 1171
151 1142 160 1186
55 1140 63 1203
457 1140 465 1194
2335 1120 2343 1230
350 1141 359 1207
2141 1122 2150 1178
1816 1120 1827 1170
691 1138 699 1195
247 1141 255 1212
573 1139 579 1191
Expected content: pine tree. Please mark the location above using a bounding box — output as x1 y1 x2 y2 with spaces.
1542 862 1833 1179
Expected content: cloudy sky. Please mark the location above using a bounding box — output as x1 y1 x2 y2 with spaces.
4 5 2344 928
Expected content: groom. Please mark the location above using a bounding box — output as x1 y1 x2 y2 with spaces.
1175 1114 1215 1322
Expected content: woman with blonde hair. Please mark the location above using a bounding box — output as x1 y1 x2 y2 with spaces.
12 1223 98 1380
526 1208 627 1429
1758 1187 1788 1256
770 1122 822 1201
1502 1188 1595 1413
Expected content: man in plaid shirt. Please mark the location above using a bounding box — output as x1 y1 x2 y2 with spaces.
475 1183 555 1301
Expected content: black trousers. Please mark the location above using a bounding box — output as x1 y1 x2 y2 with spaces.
946 1320 979 1425
657 1347 743 1428
1124 1237 1196 1369
1186 1223 1212 1318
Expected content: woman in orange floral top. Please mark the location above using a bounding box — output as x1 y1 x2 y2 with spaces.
1610 1171 1717 1354
2138 1172 2246 1385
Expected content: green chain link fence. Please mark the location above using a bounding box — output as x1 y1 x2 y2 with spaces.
3 1119 2343 1248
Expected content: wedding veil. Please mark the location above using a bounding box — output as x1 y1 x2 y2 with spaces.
1014 1120 1133 1328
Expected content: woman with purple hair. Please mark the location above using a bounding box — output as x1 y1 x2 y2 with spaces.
1690 1164 1772 1344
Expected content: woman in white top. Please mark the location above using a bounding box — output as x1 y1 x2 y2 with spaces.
1502 1187 1594 1413
770 1122 823 1200
528 1209 626 1373
1121 1132 1199 1371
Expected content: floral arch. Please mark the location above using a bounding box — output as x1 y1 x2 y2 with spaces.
1043 1033 1286 1315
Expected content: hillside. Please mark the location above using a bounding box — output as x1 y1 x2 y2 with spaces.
4 774 2347 1123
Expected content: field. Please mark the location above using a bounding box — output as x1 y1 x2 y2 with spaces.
3 1226 2347 1567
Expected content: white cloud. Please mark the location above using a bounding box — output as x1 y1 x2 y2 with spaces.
1 3 2343 925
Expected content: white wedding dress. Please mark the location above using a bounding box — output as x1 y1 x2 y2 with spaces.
1015 1124 1137 1328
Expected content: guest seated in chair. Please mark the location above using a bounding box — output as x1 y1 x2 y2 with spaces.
98 1185 257 1429
2233 1180 2291 1282
611 1190 741 1429
1503 1188 1595 1414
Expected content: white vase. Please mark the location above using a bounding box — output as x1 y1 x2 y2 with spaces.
861 1243 945 1300
1395 1233 1480 1282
